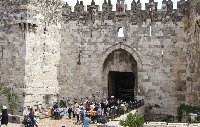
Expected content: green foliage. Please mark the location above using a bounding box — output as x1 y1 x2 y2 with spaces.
120 113 144 127
0 83 18 111
177 104 200 122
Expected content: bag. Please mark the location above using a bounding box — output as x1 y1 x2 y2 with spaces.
80 110 84 117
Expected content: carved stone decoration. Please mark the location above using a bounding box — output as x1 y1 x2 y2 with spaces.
102 0 108 12
161 0 167 12
87 0 99 24
62 2 72 17
167 0 173 12
160 0 168 21
146 0 158 22
116 0 125 12
177 0 189 16
130 0 142 24
102 0 113 20
115 0 126 21
136 0 142 11
102 0 112 12
74 0 84 12
160 0 174 21
131 0 137 12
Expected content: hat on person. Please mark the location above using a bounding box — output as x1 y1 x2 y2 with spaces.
120 104 125 107
2 105 7 109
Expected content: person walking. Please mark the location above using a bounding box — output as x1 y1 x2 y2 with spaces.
1 105 8 126
83 114 91 127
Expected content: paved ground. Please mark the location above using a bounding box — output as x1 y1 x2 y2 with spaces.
1 108 143 127
1 117 99 127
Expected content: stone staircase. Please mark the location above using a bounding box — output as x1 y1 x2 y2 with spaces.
96 106 145 127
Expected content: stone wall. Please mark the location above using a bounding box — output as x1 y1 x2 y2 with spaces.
19 1 62 108
0 0 200 115
0 0 26 114
59 0 190 115
184 0 200 106
0 0 62 114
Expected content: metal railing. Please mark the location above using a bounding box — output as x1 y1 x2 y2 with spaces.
144 114 200 124
108 99 144 121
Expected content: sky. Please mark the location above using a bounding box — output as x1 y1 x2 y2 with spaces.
63 0 179 11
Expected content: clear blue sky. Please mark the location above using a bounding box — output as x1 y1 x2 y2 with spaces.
63 0 179 11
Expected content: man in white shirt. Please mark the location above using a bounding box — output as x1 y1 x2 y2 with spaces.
75 106 81 124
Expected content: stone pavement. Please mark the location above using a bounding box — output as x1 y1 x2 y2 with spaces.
144 122 200 127
1 118 97 127
1 117 124 127
1 107 145 127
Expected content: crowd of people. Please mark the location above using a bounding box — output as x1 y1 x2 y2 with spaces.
23 106 39 127
0 96 144 127
49 96 144 126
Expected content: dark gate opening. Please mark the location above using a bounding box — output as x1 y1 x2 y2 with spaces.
108 71 135 101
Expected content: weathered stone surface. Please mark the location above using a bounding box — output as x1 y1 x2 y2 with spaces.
0 0 200 116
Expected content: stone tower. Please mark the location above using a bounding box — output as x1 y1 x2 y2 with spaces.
0 0 200 115
0 0 62 114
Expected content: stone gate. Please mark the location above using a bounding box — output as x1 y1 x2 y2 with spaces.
0 0 200 115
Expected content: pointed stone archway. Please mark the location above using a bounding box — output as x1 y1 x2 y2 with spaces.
100 44 142 68
100 43 142 100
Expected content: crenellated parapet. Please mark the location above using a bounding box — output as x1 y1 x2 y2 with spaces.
163 0 173 12
1 0 200 31
61 0 200 25
74 0 85 12
177 0 190 16
131 0 141 13
102 0 112 12
115 0 127 21
101 0 114 20
62 2 72 15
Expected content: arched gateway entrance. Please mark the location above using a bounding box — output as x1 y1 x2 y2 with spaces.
108 71 135 101
102 48 138 101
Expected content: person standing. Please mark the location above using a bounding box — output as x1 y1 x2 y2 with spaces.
83 114 91 127
75 106 81 124
68 107 72 119
22 106 29 125
1 105 8 126
28 108 38 127
80 107 86 123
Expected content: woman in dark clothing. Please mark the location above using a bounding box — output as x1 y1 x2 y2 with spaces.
28 108 38 127
1 105 8 126
68 107 73 119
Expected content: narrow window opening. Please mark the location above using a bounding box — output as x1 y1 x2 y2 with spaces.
150 25 152 37
117 27 124 37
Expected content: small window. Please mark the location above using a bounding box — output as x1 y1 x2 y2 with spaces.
117 27 124 37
